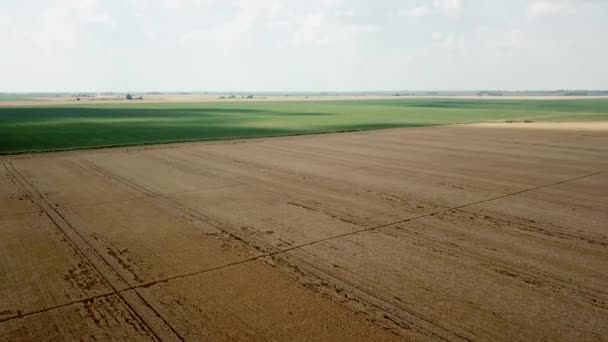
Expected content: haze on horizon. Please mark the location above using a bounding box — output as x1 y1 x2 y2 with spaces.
1 0 607 93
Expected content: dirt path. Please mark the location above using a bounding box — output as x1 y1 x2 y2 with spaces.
1 124 607 341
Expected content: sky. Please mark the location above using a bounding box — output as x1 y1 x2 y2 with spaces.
1 0 607 92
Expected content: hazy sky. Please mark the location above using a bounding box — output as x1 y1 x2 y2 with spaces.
1 0 607 92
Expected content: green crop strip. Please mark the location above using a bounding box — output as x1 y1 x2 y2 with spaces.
1 98 607 154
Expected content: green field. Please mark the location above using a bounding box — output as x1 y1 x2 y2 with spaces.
1 98 607 154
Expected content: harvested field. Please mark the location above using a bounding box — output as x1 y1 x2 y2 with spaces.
1 123 607 341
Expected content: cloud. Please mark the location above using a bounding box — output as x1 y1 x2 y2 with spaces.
400 6 431 17
179 14 255 51
179 1 377 49
61 0 116 27
431 32 457 48
400 1 460 18
433 0 461 11
5 0 117 51
526 0 567 16
484 29 530 53
161 0 212 11
525 0 606 17
291 13 378 46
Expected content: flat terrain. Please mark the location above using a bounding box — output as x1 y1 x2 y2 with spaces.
1 123 606 341
2 98 608 153
2 94 608 107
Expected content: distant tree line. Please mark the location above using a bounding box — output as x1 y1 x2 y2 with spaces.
126 94 144 100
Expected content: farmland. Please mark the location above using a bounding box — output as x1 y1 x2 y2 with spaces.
1 98 607 341
1 114 607 340
2 98 608 154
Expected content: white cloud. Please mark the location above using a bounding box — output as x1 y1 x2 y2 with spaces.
38 8 79 49
527 0 608 18
5 0 117 51
433 0 461 11
400 6 431 17
483 29 530 53
178 1 278 49
400 1 460 17
179 14 255 51
428 31 459 49
291 13 377 46
527 0 567 16
180 1 377 49
62 0 116 27
161 0 212 11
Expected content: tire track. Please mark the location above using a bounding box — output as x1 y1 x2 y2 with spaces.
147 150 378 227
390 213 608 310
78 154 607 339
457 207 608 247
3 162 183 342
153 149 440 228
76 157 477 342
0 292 114 324
78 156 280 255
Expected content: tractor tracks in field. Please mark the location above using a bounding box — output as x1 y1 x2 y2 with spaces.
393 212 608 311
81 154 606 340
2 162 184 342
6 152 600 340
73 155 608 341
181 147 608 254
76 157 473 341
